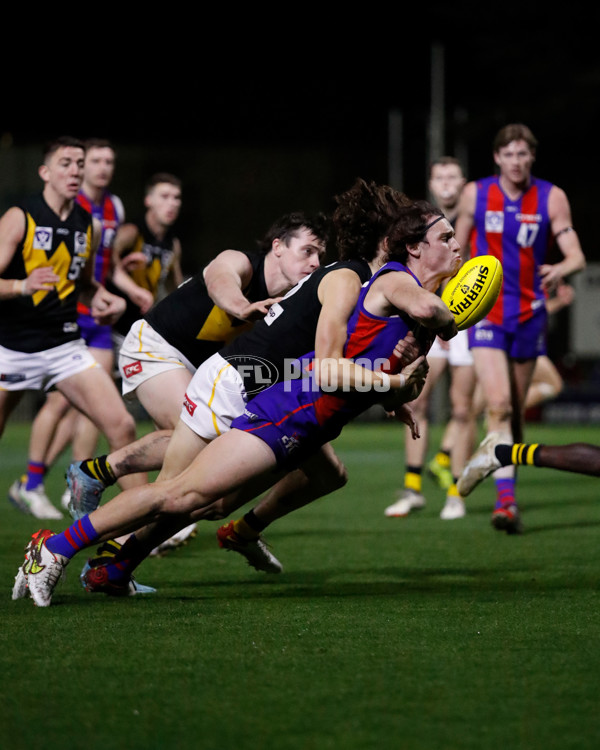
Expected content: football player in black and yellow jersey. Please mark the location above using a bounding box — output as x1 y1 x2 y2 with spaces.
108 173 184 339
0 136 147 519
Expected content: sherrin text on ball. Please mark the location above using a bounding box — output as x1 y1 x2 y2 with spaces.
441 255 503 331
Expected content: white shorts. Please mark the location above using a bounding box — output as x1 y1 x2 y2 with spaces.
180 353 247 441
428 329 473 367
118 319 196 398
0 339 98 392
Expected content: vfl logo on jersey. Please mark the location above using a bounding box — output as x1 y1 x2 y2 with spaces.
183 393 197 416
123 361 143 378
33 227 53 251
484 211 504 233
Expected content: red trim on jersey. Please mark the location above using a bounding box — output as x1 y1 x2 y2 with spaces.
518 186 538 319
344 311 387 360
485 183 505 325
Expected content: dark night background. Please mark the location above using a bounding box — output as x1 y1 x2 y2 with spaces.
1 10 598 403
1 11 597 272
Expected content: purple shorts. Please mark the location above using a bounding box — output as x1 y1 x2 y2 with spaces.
231 377 353 469
468 309 547 360
77 312 113 351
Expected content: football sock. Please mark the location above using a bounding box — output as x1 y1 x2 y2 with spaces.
233 515 261 540
25 461 46 491
100 535 146 581
405 467 422 493
494 478 516 509
433 450 451 470
447 481 461 498
45 515 100 559
80 455 117 486
495 443 541 467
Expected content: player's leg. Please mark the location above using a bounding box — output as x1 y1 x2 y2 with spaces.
439 359 477 520
15 428 277 606
57 365 144 491
215 442 347 571
525 355 563 410
384 353 448 517
458 435 600 499
1 345 69 518
12 390 72 518
135 367 194 430
510 357 537 444
65 367 192 518
469 344 517 521
0 389 24 438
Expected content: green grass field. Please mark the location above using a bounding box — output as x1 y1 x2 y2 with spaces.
1 419 600 750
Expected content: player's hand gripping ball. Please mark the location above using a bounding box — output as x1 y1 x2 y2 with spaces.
441 255 503 331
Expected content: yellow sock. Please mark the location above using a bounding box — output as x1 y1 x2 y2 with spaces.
446 482 460 498
434 451 451 469
405 472 422 493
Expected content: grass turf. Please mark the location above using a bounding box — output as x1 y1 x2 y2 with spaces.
1 419 600 750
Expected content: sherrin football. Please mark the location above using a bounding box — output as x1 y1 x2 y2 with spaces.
441 255 503 331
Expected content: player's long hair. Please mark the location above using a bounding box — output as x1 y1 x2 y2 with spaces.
385 201 444 264
332 178 412 262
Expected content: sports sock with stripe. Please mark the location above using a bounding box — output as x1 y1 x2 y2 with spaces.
99 535 147 582
25 461 46 491
496 443 541 467
494 477 516 509
45 515 100 559
79 455 117 486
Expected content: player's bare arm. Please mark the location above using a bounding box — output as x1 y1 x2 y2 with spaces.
110 222 154 311
204 249 267 320
538 186 586 290
454 182 477 260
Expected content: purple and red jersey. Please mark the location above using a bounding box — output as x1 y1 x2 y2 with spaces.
469 175 554 330
231 261 423 468
76 190 124 287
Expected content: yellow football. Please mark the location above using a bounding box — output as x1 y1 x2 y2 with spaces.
441 255 503 331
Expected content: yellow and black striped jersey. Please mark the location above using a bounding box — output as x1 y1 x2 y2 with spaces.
108 217 178 336
0 193 93 352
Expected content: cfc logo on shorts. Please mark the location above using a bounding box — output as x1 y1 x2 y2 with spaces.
123 361 143 378
183 393 197 416
280 434 300 455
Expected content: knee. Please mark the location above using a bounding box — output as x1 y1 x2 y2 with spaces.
108 410 137 447
450 403 475 426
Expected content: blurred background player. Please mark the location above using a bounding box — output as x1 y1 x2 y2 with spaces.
107 172 184 346
9 139 126 517
454 123 586 534
385 156 476 521
0 136 144 518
